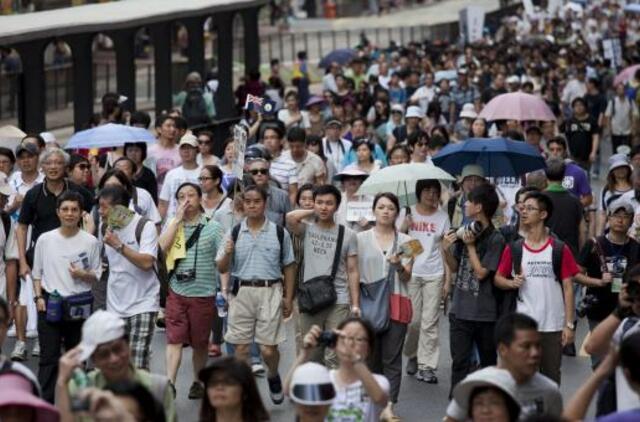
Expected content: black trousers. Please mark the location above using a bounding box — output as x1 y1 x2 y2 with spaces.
371 321 407 403
37 311 83 403
449 315 497 396
611 134 631 154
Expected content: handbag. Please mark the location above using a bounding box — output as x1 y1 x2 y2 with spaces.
298 225 345 315
62 291 93 321
360 234 397 333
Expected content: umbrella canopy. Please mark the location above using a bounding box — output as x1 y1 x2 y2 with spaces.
479 92 556 122
0 125 26 152
624 4 640 13
66 123 156 150
431 137 546 178
357 162 455 206
614 64 640 86
318 48 358 68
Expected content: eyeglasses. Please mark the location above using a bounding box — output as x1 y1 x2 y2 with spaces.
198 176 214 182
339 335 368 344
522 206 540 212
610 213 632 221
250 169 269 176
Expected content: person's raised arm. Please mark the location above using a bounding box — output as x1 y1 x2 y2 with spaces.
585 284 633 357
158 202 186 251
286 209 314 236
216 237 234 274
103 225 155 271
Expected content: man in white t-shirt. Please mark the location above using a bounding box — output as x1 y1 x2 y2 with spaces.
98 185 160 371
401 179 450 384
496 191 579 384
445 313 563 422
410 72 436 115
32 191 101 402
158 134 201 223
261 125 298 205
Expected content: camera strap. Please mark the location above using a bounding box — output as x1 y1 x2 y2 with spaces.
592 236 609 274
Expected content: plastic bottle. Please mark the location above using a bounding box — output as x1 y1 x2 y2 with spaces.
216 292 227 317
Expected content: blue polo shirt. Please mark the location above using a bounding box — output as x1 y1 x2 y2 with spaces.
217 217 295 280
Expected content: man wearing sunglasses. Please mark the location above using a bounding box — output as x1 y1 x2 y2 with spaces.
247 159 291 226
56 310 176 422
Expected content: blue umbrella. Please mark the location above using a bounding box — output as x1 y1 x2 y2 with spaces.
625 4 640 13
431 137 545 177
66 123 156 149
318 48 357 68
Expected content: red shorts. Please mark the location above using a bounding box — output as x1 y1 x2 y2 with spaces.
166 290 215 348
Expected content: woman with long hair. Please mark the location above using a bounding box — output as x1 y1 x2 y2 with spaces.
287 318 389 422
124 142 158 204
197 131 220 167
597 155 633 234
218 139 237 192
198 356 269 422
278 90 310 131
356 193 414 417
199 165 231 219
471 117 489 138
343 138 381 174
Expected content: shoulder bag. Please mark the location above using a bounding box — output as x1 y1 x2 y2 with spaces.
298 225 344 314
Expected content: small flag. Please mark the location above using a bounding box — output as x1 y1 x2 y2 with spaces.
244 94 276 115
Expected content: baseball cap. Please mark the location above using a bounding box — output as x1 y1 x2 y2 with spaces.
607 198 635 216
405 105 424 119
179 133 199 148
459 103 477 119
391 104 404 114
0 172 12 197
77 310 126 361
506 75 520 84
333 168 369 182
15 142 39 157
460 164 485 180
289 362 336 406
452 367 519 416
608 153 632 173
39 132 57 144
324 116 343 127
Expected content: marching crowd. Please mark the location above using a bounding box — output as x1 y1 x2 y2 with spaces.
3 1 640 422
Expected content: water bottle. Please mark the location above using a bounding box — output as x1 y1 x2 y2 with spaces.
216 292 227 317
70 368 92 411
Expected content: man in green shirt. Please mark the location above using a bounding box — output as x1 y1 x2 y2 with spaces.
56 310 176 422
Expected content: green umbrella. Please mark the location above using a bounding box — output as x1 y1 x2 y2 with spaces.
356 162 455 206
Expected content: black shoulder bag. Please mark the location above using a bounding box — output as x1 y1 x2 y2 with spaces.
298 225 345 315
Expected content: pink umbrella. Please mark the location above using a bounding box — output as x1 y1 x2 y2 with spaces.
614 64 640 86
479 92 556 122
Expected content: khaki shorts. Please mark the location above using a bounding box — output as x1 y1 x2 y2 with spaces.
224 283 285 346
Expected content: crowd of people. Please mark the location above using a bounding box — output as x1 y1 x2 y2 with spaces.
3 1 640 421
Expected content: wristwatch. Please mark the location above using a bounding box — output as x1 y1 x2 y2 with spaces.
116 243 125 254
566 322 576 331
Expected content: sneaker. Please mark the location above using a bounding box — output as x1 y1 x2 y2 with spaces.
11 340 27 362
31 341 40 358
26 330 38 339
416 368 438 384
208 343 222 358
562 343 576 357
267 374 284 405
406 357 418 376
252 363 265 376
188 381 204 400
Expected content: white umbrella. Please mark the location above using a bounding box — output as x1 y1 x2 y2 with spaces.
0 125 26 152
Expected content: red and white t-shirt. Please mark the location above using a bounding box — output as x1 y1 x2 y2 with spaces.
497 238 579 332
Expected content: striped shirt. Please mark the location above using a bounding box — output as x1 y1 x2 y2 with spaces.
216 217 295 280
170 216 224 297
269 154 298 190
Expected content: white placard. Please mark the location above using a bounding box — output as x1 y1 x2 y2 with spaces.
459 6 485 44
232 124 248 179
346 200 375 222
602 38 623 69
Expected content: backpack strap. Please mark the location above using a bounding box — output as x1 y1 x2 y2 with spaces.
135 217 152 245
330 225 345 279
591 236 609 273
511 238 524 275
551 238 565 283
231 223 241 243
276 224 285 265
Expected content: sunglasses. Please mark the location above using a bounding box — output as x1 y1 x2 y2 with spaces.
250 169 269 176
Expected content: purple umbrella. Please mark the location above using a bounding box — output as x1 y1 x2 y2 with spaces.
614 64 640 86
479 92 556 122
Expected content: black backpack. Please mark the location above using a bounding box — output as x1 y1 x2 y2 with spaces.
182 88 210 127
498 237 566 316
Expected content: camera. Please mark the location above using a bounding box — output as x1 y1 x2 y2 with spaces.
577 294 599 318
452 221 482 240
317 331 338 348
176 269 196 283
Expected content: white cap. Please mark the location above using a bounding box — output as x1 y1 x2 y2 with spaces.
506 75 520 84
459 103 477 119
289 362 336 406
391 103 404 114
40 132 56 144
179 133 199 148
608 153 632 173
0 172 12 196
405 105 424 119
77 310 126 361
452 367 518 411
